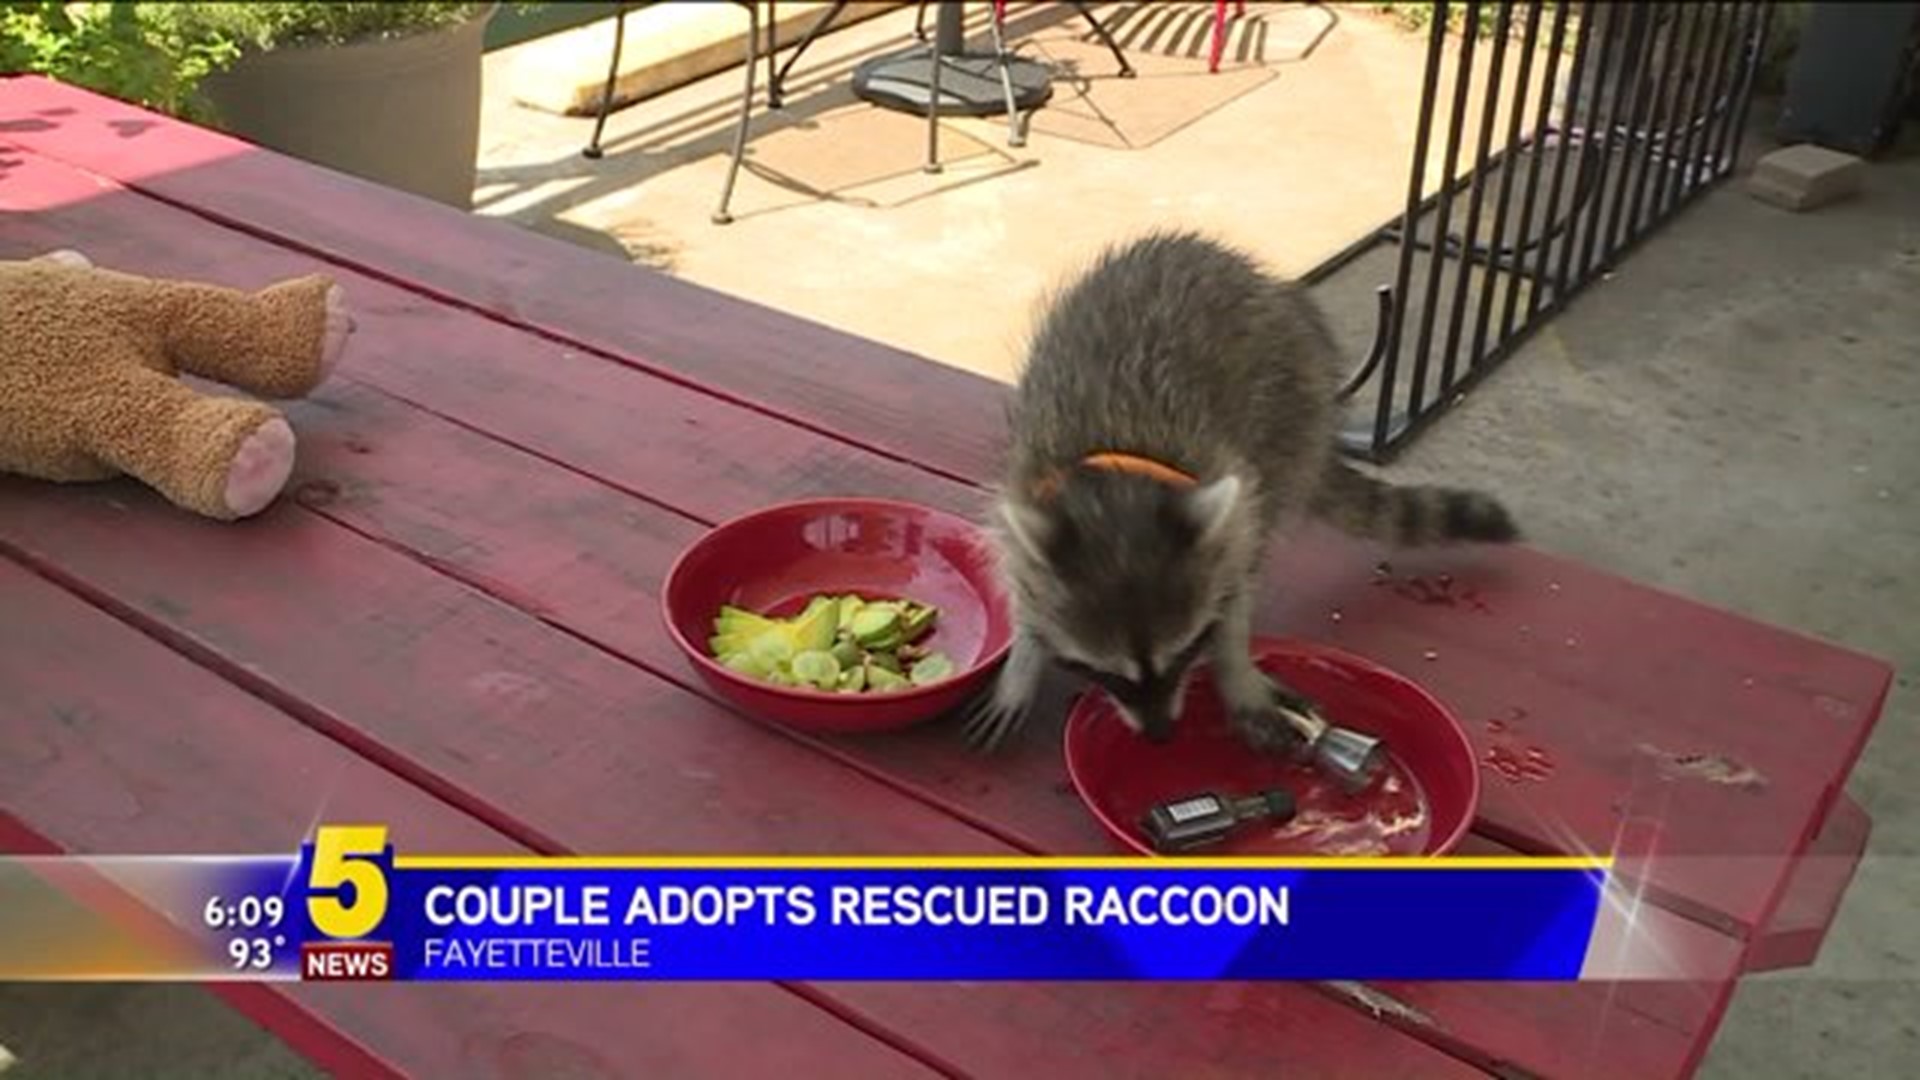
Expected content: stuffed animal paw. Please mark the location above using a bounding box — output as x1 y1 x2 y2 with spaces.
0 249 356 520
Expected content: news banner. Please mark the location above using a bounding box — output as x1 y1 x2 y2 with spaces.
0 826 1631 982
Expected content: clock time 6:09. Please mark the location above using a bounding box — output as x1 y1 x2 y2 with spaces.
203 895 285 931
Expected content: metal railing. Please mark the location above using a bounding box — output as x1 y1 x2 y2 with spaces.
1315 1 1775 461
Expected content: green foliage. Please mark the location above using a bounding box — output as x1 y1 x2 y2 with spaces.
0 3 531 121
146 2 494 54
0 2 238 121
1372 2 1503 38
1371 2 1580 46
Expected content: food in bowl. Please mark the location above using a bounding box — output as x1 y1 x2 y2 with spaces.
707 593 958 694
662 497 1015 733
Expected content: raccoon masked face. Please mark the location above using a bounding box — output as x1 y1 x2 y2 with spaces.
996 471 1249 743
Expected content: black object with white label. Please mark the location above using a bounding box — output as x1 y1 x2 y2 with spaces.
1140 789 1298 853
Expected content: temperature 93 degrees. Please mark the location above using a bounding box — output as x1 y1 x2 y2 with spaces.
187 862 302 978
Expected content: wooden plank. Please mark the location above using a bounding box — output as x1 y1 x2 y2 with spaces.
0 152 976 529
0 462 1483 1080
0 131 1890 948
1743 794 1873 973
1353 836 1747 1080
0 147 999 838
0 231 1478 1080
1264 539 1891 940
0 239 1710 1078
0 75 1002 487
0 559 934 1080
0 152 1780 1076
0 488 1012 864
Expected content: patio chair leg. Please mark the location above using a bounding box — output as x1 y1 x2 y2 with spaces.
713 2 762 224
1070 1 1134 77
1210 0 1232 74
582 1 630 159
771 0 850 109
765 0 781 107
925 33 944 173
985 4 1025 147
1209 0 1227 74
914 0 930 41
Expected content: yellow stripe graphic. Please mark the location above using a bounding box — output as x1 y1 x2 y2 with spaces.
393 856 1611 871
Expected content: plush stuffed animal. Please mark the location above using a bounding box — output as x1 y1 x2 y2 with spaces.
0 249 354 520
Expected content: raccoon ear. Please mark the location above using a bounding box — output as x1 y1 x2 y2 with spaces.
1182 475 1243 543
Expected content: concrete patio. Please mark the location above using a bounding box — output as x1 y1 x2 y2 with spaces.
0 1 1913 1075
474 0 1518 381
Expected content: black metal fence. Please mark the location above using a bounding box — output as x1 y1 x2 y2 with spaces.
1312 2 1776 461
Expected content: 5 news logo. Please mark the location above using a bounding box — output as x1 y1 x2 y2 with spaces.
301 825 396 981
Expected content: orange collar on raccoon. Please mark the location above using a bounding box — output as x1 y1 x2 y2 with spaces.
1032 452 1197 501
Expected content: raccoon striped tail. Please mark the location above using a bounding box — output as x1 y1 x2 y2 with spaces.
1312 459 1520 547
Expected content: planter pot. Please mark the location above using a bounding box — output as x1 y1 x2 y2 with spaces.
199 4 498 209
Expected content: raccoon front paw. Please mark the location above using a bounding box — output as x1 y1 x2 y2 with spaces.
1226 676 1323 760
1232 703 1309 757
961 684 1032 754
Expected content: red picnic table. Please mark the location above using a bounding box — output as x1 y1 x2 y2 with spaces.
0 75 1892 1079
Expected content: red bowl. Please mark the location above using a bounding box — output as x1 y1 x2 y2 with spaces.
662 498 1015 734
1065 638 1480 858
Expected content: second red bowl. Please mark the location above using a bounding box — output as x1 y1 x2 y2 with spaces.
1064 638 1481 858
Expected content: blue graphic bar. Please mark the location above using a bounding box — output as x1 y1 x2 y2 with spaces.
371 865 1601 981
283 829 1608 982
3 827 1615 983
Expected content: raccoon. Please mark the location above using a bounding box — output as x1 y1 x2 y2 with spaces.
963 229 1519 754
